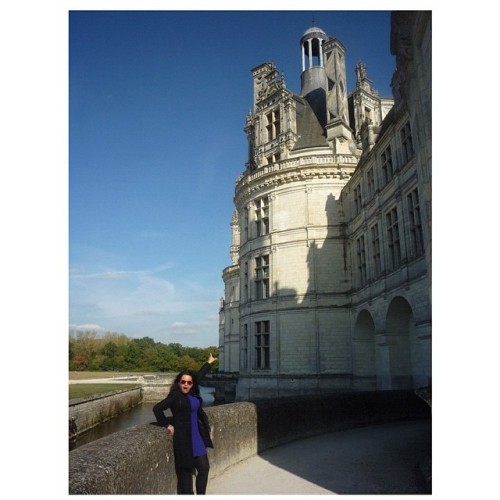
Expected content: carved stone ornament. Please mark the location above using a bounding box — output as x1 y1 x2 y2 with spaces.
256 71 285 103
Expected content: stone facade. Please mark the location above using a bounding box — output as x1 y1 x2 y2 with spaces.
219 12 432 400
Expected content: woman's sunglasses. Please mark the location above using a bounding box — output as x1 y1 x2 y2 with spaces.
180 379 193 386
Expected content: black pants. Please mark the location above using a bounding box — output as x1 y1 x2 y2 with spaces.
176 454 210 494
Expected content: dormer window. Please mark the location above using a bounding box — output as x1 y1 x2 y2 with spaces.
265 109 280 142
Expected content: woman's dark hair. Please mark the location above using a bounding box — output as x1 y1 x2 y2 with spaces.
169 370 201 395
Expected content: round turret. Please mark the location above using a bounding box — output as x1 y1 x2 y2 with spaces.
300 26 327 41
300 26 329 71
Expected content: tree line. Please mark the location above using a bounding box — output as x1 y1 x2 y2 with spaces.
69 331 219 373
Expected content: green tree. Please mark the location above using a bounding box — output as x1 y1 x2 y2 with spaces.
169 343 184 357
88 353 105 371
153 343 178 372
69 337 75 363
124 341 142 370
102 341 118 357
140 345 157 371
101 341 119 370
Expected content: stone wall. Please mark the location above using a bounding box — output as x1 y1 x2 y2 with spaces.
69 390 430 494
141 383 171 403
251 390 430 450
69 401 258 494
69 387 142 436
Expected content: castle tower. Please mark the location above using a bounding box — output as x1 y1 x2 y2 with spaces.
218 210 241 373
218 14 431 401
298 25 359 155
219 24 360 400
322 33 358 155
348 62 394 152
300 26 329 127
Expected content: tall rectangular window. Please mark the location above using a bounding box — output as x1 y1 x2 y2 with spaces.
244 261 249 301
265 109 280 141
381 145 393 185
241 324 248 370
255 196 270 236
244 209 249 241
273 110 280 137
401 121 414 165
353 184 362 215
407 188 424 258
386 207 401 271
255 255 270 300
356 235 367 286
254 320 270 369
371 223 381 277
367 167 375 198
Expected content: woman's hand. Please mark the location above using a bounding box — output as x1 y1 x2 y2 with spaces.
208 352 218 364
167 424 174 435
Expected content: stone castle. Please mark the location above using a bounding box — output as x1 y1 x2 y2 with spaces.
218 11 431 400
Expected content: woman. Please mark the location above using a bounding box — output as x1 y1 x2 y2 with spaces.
153 353 217 495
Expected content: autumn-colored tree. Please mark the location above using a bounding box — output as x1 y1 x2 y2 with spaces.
69 331 99 370
102 332 129 346
69 332 219 373
177 354 199 372
70 351 90 371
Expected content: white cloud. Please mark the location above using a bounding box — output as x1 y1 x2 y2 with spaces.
69 264 220 346
69 323 107 334
171 321 189 328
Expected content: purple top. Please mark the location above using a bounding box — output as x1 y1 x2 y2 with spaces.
188 394 206 457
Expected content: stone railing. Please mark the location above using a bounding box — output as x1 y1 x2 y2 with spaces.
235 154 357 195
69 390 430 494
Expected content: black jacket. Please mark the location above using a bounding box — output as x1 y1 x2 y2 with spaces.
153 363 214 468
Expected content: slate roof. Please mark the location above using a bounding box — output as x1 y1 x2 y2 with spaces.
292 95 329 151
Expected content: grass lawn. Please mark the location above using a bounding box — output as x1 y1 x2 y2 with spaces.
69 371 147 380
69 383 140 400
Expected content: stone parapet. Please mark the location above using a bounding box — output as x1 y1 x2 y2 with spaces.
69 402 257 494
69 391 430 494
251 390 430 451
141 383 171 402
69 387 142 437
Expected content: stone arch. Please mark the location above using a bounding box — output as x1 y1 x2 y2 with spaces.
384 296 414 389
352 309 377 390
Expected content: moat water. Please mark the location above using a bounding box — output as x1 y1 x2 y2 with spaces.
70 385 215 451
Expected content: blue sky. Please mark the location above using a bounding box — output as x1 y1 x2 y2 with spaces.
69 9 397 347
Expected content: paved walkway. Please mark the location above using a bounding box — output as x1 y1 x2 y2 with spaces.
207 419 431 495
